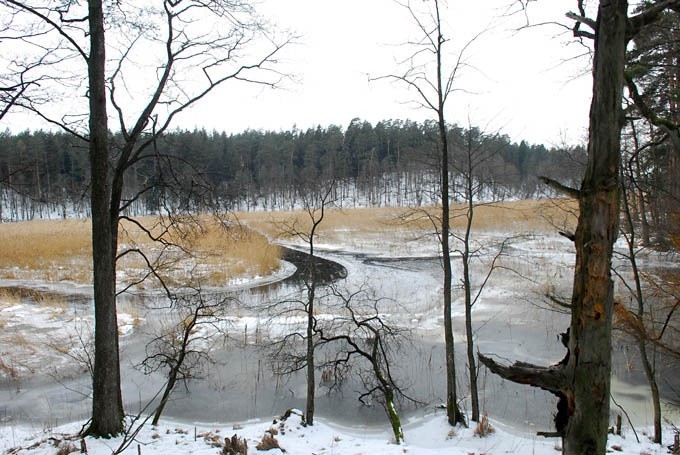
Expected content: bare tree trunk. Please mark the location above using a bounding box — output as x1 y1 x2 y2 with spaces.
561 3 626 452
441 108 464 427
463 212 479 422
86 0 124 437
151 313 194 427
304 191 327 426
479 2 627 453
305 278 316 426
635 167 651 246
628 119 652 245
638 339 662 443
620 165 662 444
382 382 403 444
461 129 480 423
152 364 179 427
433 2 465 426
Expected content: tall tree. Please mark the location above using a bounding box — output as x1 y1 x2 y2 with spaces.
449 123 509 423
626 3 680 244
626 0 680 157
0 0 290 436
616 154 662 443
480 2 680 453
271 182 336 425
86 0 122 436
378 0 480 425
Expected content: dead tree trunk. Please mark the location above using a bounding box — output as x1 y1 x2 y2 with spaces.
305 274 316 426
561 4 626 452
480 2 627 453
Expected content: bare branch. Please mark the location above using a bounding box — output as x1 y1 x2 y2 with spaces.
478 354 566 394
4 0 88 61
566 12 596 39
538 176 581 198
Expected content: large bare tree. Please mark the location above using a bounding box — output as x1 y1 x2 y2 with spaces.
0 0 291 436
480 1 680 453
449 122 512 423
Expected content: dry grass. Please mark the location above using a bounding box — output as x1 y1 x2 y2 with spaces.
0 357 19 379
0 216 281 288
0 199 576 287
0 288 22 306
0 219 92 282
474 413 495 437
188 221 281 278
116 218 281 287
240 198 578 243
7 332 33 351
0 287 66 317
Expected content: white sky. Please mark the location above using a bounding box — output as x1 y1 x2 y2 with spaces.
179 0 594 147
2 1 594 148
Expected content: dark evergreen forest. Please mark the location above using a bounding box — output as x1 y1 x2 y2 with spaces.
0 118 585 220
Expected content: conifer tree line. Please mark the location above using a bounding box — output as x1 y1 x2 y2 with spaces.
0 119 585 219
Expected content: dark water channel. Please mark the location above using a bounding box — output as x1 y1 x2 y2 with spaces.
0 248 678 434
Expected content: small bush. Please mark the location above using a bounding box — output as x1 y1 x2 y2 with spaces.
222 434 248 454
255 433 282 452
474 414 495 437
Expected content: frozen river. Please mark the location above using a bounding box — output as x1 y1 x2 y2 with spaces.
1 234 678 435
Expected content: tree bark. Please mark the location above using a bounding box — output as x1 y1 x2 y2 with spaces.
384 386 404 444
152 317 193 427
562 2 626 452
434 2 465 427
152 362 179 427
463 227 479 422
463 142 479 423
305 278 316 426
85 0 124 437
305 198 323 426
480 2 627 453
638 339 662 443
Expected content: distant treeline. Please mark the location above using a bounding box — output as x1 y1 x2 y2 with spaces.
0 118 585 220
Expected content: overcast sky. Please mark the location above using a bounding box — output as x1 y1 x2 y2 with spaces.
179 0 594 147
2 1 594 148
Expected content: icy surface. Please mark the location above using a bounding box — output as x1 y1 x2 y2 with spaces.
1 222 679 453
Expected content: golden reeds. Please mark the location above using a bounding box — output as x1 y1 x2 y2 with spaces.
240 198 578 242
0 216 282 287
0 199 576 287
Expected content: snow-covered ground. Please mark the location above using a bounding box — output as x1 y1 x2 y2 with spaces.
1 409 675 454
1 222 679 453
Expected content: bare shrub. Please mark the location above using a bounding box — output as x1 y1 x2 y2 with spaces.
255 433 282 452
222 434 248 454
474 413 495 437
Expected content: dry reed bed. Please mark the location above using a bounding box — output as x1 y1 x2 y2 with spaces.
0 217 280 288
240 198 578 243
0 199 576 287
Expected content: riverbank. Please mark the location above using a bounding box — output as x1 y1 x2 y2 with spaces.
1 409 674 454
